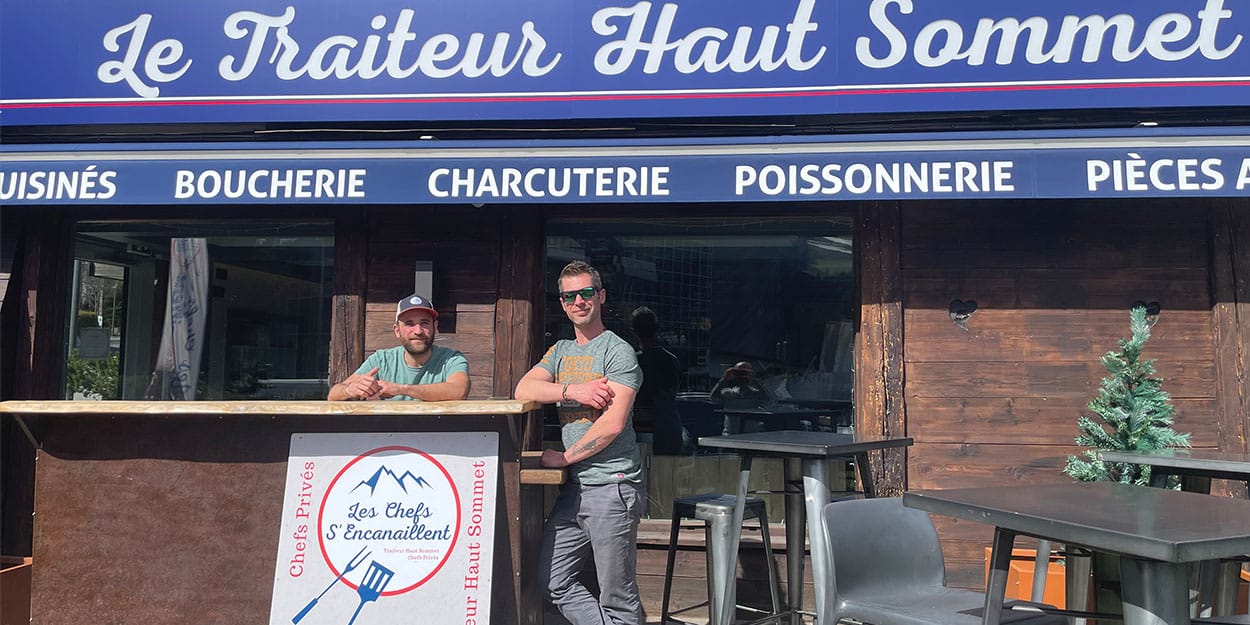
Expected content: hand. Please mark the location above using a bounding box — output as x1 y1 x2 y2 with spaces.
565 378 614 409
345 367 382 400
540 448 569 468
373 379 403 400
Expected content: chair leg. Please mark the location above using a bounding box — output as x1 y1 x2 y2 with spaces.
662 503 682 624
756 506 783 618
1066 547 1092 625
706 516 736 625
1031 540 1051 603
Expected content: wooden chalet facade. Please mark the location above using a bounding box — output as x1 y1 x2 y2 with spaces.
5 0 1250 609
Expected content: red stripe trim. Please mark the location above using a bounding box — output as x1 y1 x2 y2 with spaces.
4 79 1250 110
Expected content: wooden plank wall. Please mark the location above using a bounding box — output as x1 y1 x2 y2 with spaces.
899 200 1221 589
1211 200 1250 470
359 205 507 399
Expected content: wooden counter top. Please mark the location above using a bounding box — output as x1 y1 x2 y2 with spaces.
0 399 539 416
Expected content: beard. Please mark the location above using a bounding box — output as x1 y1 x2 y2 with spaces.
403 335 434 356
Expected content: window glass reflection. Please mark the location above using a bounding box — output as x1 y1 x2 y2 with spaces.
66 221 333 400
545 216 856 449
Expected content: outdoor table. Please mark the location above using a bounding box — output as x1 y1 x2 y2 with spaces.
904 482 1250 625
1099 448 1250 615
697 431 914 625
1099 448 1250 491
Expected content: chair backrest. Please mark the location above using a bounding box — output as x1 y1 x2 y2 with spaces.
822 497 947 600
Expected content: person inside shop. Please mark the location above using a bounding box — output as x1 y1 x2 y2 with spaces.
514 260 645 625
327 293 471 401
710 360 773 408
630 306 686 455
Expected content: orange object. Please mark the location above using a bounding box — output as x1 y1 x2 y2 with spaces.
983 548 1067 608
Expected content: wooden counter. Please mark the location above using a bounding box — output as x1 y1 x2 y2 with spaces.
0 400 548 625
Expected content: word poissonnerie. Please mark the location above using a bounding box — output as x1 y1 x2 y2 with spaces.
735 161 1015 196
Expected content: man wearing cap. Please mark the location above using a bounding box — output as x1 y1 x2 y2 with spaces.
327 293 470 401
515 260 644 625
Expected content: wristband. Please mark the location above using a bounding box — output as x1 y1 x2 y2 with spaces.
561 383 570 402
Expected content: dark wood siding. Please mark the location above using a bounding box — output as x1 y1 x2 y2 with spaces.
358 205 508 399
899 200 1222 589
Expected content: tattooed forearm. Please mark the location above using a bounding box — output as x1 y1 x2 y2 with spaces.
571 436 604 458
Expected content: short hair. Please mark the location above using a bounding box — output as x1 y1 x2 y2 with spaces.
631 306 658 338
557 260 602 291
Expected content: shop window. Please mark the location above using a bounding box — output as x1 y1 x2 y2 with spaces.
65 221 333 400
545 216 856 439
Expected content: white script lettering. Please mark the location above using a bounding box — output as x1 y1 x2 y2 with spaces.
98 14 192 97
856 0 1241 69
218 8 560 82
593 0 825 75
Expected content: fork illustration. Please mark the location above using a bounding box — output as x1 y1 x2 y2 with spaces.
345 561 394 625
291 546 371 624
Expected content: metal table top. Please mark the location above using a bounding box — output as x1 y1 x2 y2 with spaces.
1100 449 1250 481
697 430 913 457
904 481 1250 564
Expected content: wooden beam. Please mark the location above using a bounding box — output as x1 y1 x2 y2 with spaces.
856 201 907 496
26 212 71 400
493 206 544 441
5 211 69 558
329 210 367 387
491 206 545 625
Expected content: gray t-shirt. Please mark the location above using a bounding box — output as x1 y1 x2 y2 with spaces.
537 330 643 484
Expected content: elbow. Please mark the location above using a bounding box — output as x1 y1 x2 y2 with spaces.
513 381 537 401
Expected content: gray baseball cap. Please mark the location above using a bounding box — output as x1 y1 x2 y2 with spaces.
395 293 438 321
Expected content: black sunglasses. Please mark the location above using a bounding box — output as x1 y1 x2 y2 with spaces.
559 286 600 304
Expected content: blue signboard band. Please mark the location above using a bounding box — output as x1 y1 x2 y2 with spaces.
4 128 1250 205
4 0 1250 125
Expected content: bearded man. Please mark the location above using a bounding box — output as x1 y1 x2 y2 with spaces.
327 293 470 401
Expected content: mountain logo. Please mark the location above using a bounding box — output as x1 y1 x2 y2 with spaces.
350 465 431 495
318 445 462 596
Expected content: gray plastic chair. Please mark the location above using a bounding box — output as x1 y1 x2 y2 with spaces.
821 497 1068 625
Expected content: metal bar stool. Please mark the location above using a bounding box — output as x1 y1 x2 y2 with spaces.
661 493 784 625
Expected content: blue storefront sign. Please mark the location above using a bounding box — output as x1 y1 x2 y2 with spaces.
4 129 1250 204
3 0 1250 125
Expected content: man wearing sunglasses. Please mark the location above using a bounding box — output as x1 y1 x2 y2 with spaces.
327 293 470 401
515 260 645 625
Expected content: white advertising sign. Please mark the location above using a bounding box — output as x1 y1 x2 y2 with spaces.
269 432 498 625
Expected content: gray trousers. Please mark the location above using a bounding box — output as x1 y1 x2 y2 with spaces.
538 480 645 625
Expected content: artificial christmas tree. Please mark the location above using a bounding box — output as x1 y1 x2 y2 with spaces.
1063 304 1190 486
